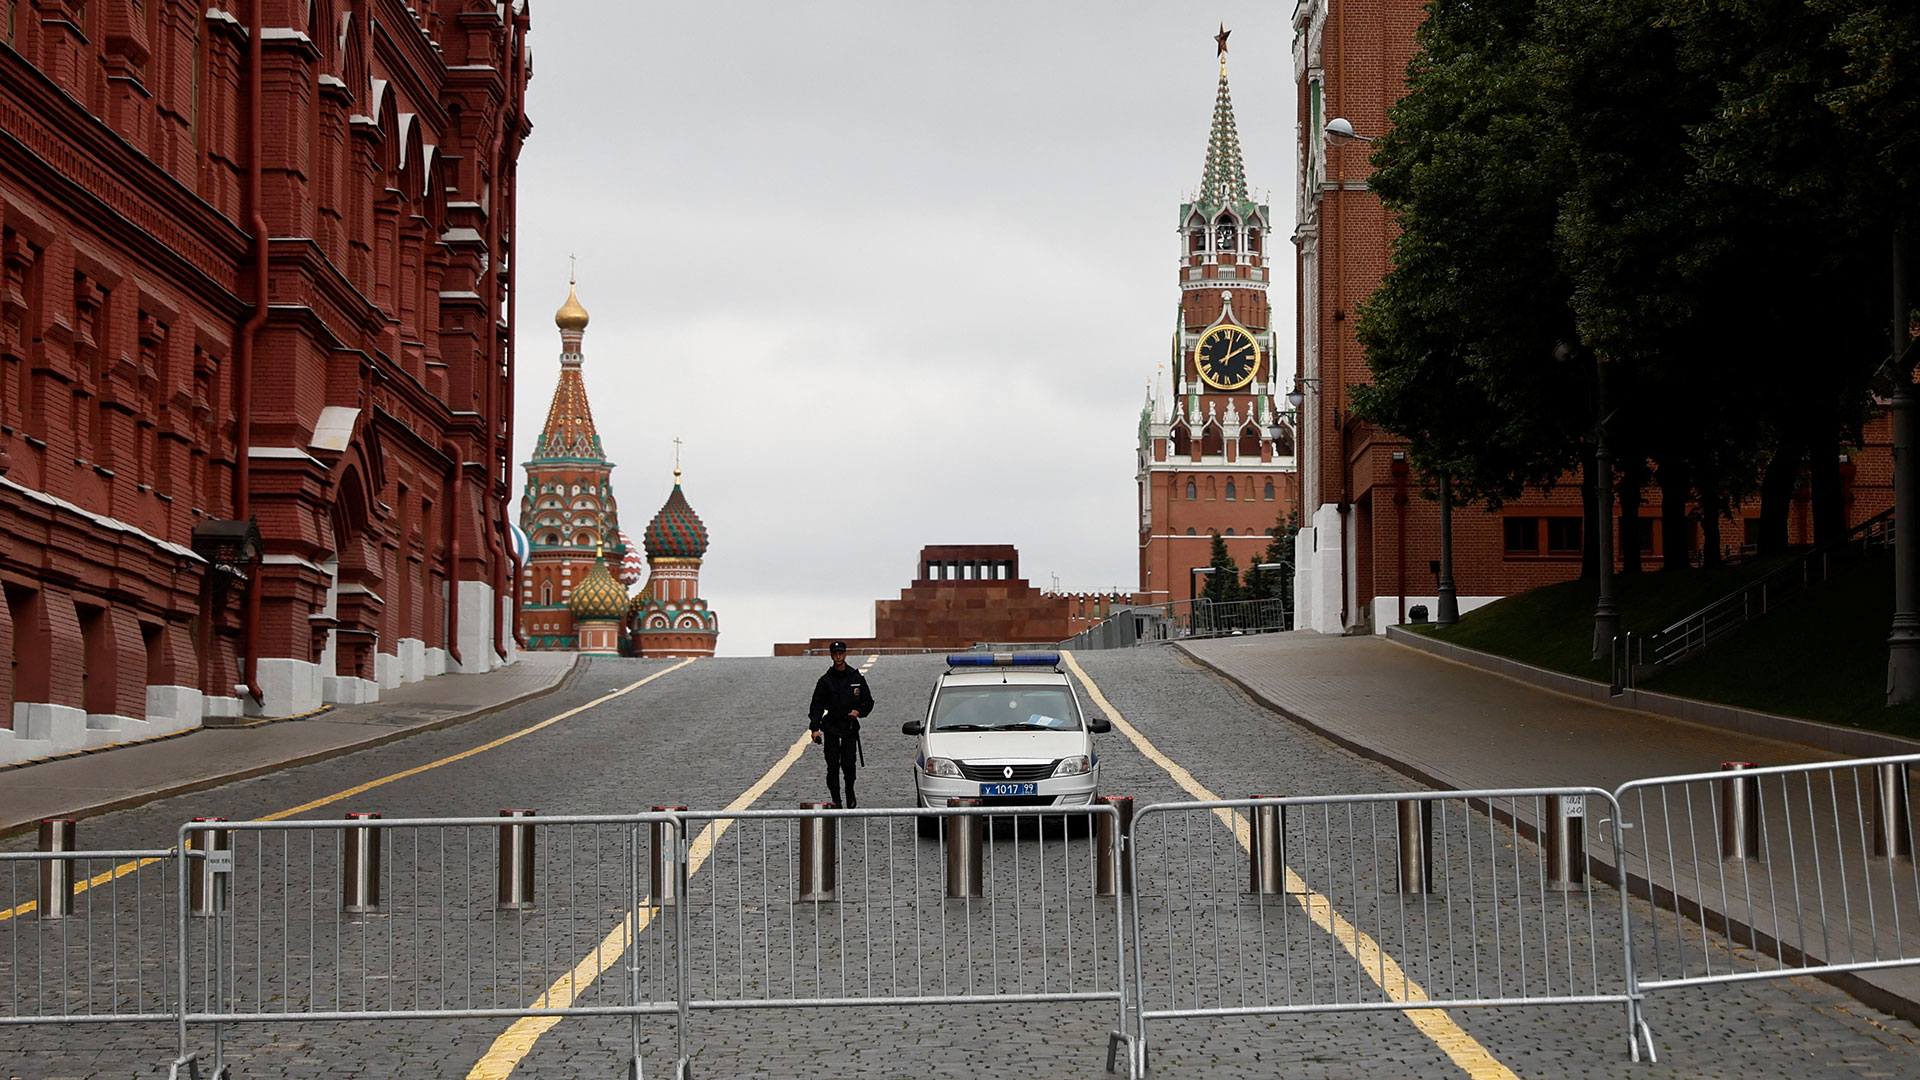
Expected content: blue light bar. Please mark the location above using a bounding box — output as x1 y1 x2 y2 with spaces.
946 653 1062 668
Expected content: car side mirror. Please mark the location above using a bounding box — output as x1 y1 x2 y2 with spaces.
901 719 924 736
1088 717 1112 734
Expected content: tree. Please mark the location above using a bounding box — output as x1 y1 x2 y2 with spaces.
1353 0 1589 509
1202 531 1242 606
1242 507 1299 599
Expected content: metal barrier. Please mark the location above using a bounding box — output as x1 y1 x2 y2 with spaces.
1123 789 1648 1073
0 841 179 1025
673 803 1136 1079
17 754 1920 1075
1614 753 1920 999
171 811 683 1079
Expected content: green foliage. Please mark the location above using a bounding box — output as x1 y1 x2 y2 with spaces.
1203 531 1242 605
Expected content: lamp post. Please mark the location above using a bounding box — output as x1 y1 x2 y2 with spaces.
1436 473 1460 626
1889 226 1919 703
1556 340 1619 661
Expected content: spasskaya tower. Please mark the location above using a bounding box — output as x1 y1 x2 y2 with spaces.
1136 27 1299 603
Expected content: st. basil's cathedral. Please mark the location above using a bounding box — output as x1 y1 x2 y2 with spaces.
515 282 719 657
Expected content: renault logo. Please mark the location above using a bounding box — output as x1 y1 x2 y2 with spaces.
1003 766 1014 780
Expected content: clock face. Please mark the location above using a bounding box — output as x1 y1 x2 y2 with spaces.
1194 325 1260 390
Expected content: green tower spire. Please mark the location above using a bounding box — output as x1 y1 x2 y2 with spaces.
1198 54 1248 207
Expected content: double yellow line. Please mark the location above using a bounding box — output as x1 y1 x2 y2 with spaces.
0 658 698 924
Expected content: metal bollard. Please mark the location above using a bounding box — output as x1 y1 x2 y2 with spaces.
1719 762 1761 860
188 817 232 916
649 807 686 908
796 802 837 903
945 797 984 899
497 810 536 910
1544 795 1586 890
341 812 382 914
1873 763 1913 860
1397 799 1435 895
1095 796 1135 898
1247 797 1287 896
37 819 77 919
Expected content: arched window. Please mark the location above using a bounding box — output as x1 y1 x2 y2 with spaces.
1226 528 1236 536
1186 527 1196 536
1225 480 1237 501
541 582 552 605
1265 479 1275 501
1186 480 1197 500
1216 218 1236 250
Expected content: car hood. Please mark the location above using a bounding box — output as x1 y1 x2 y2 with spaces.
925 730 1089 760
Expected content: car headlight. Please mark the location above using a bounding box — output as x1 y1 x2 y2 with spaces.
1053 755 1091 777
924 757 963 778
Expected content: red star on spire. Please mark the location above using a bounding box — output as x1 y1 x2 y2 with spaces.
1215 23 1230 59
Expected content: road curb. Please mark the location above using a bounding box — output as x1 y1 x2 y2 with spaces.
1174 640 1920 1030
0 655 587 839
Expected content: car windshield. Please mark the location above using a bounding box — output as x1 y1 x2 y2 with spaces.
930 686 1082 732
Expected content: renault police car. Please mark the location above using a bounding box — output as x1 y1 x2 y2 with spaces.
902 653 1111 828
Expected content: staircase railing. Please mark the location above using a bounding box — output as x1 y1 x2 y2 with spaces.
1641 507 1895 671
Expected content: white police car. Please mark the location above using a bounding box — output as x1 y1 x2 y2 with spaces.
901 653 1111 829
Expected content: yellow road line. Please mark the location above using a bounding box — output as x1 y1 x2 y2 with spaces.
466 727 818 1079
0 658 698 924
1062 651 1520 1080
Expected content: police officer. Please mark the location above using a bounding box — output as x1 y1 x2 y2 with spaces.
808 641 874 808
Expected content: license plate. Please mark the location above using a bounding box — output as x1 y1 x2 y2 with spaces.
979 782 1038 797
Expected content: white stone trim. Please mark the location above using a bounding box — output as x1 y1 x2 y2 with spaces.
0 475 204 563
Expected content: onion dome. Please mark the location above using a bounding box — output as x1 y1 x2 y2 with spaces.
555 280 590 333
624 580 654 619
644 469 710 560
567 552 628 621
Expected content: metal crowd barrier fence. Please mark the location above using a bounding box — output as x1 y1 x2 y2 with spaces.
0 845 179 1025
171 812 683 1080
1614 754 1920 1000
1123 789 1650 1073
674 803 1136 1079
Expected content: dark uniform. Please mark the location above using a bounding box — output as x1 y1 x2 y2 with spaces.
808 654 875 808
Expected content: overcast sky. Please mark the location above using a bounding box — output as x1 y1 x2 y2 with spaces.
511 2 1299 656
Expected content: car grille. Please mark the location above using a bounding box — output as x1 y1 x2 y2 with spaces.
958 761 1059 782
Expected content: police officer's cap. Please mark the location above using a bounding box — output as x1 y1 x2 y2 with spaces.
829 641 848 653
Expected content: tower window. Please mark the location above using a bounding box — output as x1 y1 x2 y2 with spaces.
1185 481 1196 500
1265 479 1275 501
1226 528 1235 536
1186 528 1196 536
1215 219 1236 250
1225 480 1236 501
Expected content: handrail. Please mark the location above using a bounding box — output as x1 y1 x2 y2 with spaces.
1642 506 1895 669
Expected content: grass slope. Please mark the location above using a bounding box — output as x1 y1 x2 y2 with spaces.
1410 552 1920 737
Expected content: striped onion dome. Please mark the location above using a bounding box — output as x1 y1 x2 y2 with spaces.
618 531 646 586
643 470 709 560
567 553 628 621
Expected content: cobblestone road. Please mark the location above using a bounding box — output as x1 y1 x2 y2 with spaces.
4 650 1920 1078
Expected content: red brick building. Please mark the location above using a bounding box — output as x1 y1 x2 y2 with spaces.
1137 43 1300 604
776 545 1135 655
1 1 531 763
1288 0 1891 634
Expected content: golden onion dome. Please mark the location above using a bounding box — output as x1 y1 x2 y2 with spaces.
554 280 590 333
567 552 627 621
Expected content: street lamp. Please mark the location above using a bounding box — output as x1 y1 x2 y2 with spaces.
1556 339 1620 661
1325 118 1374 145
1286 377 1319 410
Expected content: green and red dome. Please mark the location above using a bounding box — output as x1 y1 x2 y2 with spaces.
644 472 709 560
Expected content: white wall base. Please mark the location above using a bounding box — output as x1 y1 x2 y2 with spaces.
425 646 451 677
13 702 87 756
455 579 499 674
1368 594 1504 634
202 695 243 719
375 650 400 690
146 685 204 736
85 714 148 748
1293 504 1349 634
323 675 379 704
398 637 426 683
251 658 325 718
